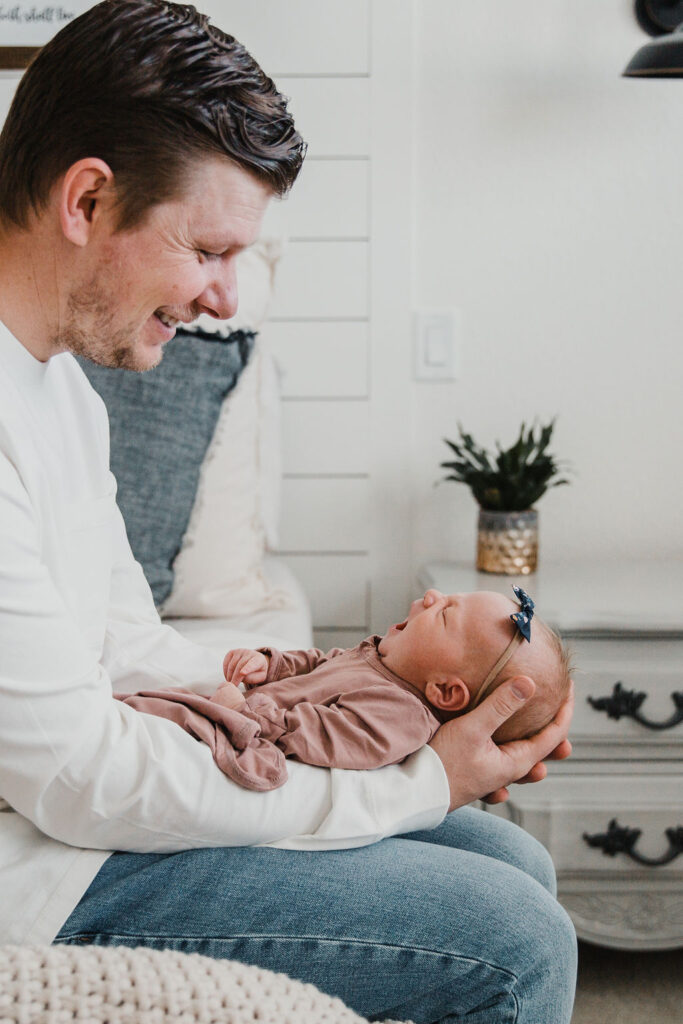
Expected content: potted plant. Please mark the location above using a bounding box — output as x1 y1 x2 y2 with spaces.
440 420 569 575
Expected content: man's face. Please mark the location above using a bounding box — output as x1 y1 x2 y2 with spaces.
378 589 519 689
56 156 272 370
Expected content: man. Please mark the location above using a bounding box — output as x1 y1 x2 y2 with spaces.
0 2 576 1020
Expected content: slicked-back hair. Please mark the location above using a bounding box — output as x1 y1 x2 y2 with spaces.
0 0 305 231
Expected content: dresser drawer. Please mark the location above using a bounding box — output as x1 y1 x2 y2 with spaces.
488 770 683 950
568 638 683 758
489 771 683 878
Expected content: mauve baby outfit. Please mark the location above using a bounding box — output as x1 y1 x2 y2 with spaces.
116 637 442 791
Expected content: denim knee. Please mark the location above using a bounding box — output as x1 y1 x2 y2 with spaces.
403 807 558 897
516 889 578 1021
500 819 557 897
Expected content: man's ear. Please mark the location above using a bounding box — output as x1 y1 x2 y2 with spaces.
425 677 471 712
58 158 115 247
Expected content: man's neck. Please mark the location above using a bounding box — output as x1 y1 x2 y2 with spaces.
0 222 61 362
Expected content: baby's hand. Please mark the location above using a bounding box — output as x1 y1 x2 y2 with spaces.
223 648 270 686
212 682 247 710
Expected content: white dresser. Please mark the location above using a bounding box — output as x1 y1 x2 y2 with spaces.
418 560 683 951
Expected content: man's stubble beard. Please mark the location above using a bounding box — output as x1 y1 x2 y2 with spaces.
53 274 161 372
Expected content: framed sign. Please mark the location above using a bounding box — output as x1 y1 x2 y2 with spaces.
0 2 94 68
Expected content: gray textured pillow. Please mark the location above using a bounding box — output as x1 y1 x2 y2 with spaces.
77 328 255 606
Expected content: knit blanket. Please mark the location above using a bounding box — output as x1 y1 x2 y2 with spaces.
0 945 412 1024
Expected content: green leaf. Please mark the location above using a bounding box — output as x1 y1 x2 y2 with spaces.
438 418 570 509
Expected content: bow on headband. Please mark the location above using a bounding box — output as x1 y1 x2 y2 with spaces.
471 584 537 708
510 585 535 643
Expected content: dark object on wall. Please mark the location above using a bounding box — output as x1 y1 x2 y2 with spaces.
0 48 38 70
77 328 255 607
624 0 683 76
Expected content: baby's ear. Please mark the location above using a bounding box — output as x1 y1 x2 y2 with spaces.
425 677 470 712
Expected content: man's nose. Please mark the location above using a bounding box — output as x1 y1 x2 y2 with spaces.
199 259 238 320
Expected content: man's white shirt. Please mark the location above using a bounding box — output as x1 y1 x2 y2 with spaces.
0 319 449 945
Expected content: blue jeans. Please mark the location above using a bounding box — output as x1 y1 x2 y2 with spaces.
54 807 577 1023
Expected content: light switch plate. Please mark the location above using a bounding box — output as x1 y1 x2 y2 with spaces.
413 309 461 380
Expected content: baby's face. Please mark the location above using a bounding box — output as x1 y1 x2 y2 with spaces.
378 589 519 691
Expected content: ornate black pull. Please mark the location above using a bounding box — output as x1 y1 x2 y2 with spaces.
583 818 683 867
587 682 683 730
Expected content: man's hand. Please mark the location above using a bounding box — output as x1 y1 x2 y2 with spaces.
223 648 270 686
428 678 574 813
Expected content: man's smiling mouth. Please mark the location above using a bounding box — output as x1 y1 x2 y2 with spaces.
154 310 180 329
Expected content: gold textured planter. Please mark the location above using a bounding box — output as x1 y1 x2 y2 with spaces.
476 508 538 576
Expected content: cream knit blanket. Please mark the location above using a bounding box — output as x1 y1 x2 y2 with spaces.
0 945 412 1024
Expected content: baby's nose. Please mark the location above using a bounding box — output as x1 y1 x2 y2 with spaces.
423 589 444 607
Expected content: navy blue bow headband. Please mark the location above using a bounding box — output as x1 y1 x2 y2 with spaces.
510 585 535 643
471 585 536 707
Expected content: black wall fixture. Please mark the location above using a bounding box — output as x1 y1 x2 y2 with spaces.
624 0 683 75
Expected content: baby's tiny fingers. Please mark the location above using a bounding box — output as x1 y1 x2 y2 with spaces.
223 650 243 673
238 655 263 676
242 669 267 685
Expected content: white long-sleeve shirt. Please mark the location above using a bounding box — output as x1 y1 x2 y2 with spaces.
0 319 449 945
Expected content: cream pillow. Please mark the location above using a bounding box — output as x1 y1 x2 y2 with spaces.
160 346 291 617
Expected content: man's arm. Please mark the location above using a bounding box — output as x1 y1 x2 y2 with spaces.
0 454 448 852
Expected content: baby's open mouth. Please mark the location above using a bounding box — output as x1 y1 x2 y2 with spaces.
393 619 408 631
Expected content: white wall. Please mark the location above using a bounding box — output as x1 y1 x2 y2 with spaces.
412 0 683 572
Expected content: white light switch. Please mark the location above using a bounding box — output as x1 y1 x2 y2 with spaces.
414 310 460 380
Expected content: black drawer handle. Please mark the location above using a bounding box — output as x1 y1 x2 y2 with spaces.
583 818 683 867
587 682 683 730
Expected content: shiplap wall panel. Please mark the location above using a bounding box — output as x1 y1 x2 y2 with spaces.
202 0 369 76
270 241 369 319
279 160 369 239
280 555 368 628
267 322 369 398
277 78 370 158
280 478 370 552
281 401 370 475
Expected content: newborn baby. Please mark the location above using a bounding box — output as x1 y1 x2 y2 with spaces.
118 586 572 791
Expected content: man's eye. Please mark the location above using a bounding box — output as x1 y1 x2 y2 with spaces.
198 249 221 260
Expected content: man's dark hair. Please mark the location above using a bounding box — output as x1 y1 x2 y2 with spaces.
0 0 305 230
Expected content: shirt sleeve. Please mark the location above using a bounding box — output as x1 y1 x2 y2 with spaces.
256 645 348 684
0 452 448 854
251 686 438 770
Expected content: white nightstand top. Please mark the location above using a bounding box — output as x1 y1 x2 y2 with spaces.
418 560 683 635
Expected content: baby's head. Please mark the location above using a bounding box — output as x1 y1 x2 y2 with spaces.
378 586 571 743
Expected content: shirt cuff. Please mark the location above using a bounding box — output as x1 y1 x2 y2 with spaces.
258 647 283 682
